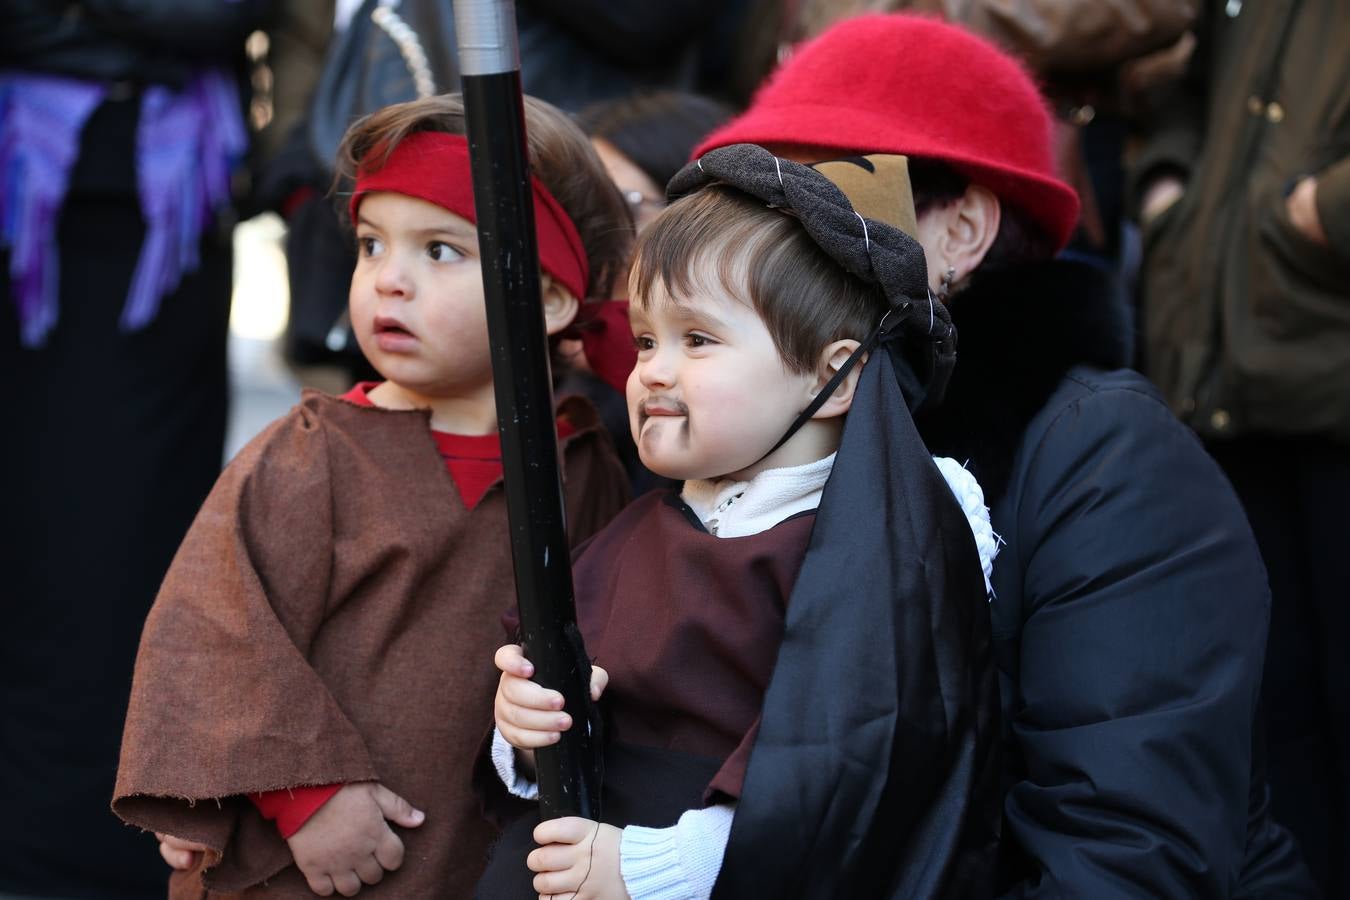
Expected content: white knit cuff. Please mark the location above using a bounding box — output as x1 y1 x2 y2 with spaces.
490 726 539 800
932 455 1000 597
620 804 734 900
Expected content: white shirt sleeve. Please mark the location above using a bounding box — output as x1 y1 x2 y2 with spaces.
490 726 539 800
620 804 735 900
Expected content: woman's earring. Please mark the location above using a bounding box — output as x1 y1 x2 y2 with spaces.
937 266 956 300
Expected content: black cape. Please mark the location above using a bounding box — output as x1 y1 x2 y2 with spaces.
711 333 1001 899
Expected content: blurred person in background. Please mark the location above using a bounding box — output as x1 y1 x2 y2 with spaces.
580 90 735 234
0 1 272 898
1133 2 1350 895
514 0 730 113
700 14 1317 897
563 90 735 492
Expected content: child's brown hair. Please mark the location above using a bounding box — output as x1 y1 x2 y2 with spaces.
336 94 632 300
630 185 888 375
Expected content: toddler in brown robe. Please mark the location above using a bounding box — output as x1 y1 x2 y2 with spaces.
112 94 634 899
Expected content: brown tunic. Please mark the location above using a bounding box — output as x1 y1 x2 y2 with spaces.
113 390 627 899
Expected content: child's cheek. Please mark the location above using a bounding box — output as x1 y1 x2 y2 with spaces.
691 377 752 443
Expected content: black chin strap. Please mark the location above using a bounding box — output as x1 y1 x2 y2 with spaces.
756 305 899 464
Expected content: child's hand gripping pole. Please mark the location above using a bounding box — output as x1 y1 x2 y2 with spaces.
495 644 609 778
453 0 602 820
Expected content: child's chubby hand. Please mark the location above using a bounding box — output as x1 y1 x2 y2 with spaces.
286 781 424 897
494 643 608 752
156 832 209 870
529 817 629 900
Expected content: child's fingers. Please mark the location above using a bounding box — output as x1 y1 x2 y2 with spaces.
526 841 577 873
498 722 561 750
533 867 584 897
533 816 595 847
500 672 565 711
157 832 210 852
374 831 406 872
157 841 194 870
331 869 363 897
355 854 385 886
302 872 336 896
155 833 207 870
496 710 569 748
589 665 608 701
494 643 535 677
370 783 425 828
497 699 572 736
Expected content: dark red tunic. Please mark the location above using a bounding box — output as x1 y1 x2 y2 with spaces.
476 491 815 898
575 491 815 801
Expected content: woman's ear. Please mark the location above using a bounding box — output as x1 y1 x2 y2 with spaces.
921 186 1001 289
809 339 864 420
944 186 1000 284
541 274 580 336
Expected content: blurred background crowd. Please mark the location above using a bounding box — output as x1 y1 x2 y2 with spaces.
1 1 1345 898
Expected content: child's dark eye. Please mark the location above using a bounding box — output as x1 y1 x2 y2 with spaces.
428 242 463 262
358 235 384 257
685 333 715 348
634 335 656 352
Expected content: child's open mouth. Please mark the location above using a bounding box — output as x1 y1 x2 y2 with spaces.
373 316 417 351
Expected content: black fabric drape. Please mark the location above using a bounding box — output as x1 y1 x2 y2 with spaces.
712 337 1001 899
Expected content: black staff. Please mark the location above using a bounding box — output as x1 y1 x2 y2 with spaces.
452 0 600 820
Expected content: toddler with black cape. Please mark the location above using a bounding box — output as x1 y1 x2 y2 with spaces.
480 144 1001 899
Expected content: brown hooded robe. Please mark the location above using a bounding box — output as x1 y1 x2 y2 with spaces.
113 390 628 898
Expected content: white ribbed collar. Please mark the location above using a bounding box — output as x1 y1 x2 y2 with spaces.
681 452 1000 597
681 454 836 538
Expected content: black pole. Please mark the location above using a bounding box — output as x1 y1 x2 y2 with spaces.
452 0 599 820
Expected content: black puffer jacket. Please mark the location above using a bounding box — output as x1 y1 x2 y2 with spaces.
919 261 1316 898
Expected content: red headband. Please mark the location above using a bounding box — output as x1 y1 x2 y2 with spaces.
349 131 590 301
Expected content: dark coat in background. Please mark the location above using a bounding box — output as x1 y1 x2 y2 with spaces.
1132 0 1350 441
1132 5 1350 891
918 261 1317 898
0 0 272 85
0 2 271 896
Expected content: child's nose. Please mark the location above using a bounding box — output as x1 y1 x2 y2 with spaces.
375 255 413 297
637 347 676 389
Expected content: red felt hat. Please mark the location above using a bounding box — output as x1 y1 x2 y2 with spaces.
695 14 1080 252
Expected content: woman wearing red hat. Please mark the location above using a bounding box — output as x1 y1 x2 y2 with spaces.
698 14 1316 898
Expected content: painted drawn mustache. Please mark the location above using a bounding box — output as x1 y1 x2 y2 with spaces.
638 396 689 424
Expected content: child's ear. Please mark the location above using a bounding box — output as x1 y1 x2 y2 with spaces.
808 339 864 420
541 275 580 336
